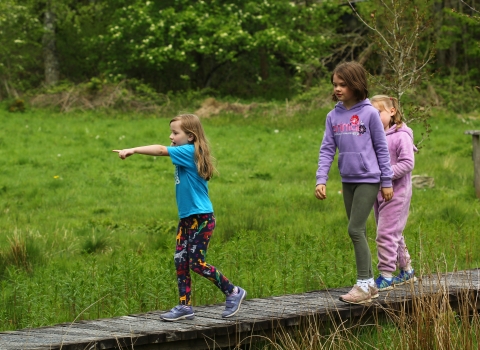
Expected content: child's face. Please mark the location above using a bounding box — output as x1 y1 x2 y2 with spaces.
373 103 394 131
332 74 356 108
170 120 193 146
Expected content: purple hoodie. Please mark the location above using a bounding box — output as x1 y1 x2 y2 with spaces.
316 99 393 187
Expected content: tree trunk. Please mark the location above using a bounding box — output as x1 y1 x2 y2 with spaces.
448 0 457 69
434 0 446 69
43 2 59 86
259 47 269 81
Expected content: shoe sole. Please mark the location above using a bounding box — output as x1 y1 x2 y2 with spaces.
222 290 246 318
339 296 372 305
369 287 379 298
161 314 195 321
394 276 417 286
378 285 394 291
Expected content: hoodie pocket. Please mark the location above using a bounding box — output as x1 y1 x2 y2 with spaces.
338 152 368 176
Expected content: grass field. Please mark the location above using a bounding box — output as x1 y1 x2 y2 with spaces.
0 103 479 331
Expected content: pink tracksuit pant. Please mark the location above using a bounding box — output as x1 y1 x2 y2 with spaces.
374 177 412 272
373 124 416 273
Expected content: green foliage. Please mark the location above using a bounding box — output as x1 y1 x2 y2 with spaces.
438 1 480 80
428 75 480 113
98 0 345 95
82 233 110 254
0 232 44 276
7 99 26 113
353 0 435 103
86 77 106 93
1 0 479 101
55 0 113 83
377 77 480 115
0 0 42 98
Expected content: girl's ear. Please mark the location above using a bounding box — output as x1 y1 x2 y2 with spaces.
390 107 396 116
188 133 195 142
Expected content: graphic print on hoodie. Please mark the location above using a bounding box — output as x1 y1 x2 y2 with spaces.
332 114 367 136
316 99 393 187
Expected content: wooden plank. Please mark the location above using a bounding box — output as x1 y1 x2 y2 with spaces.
0 333 48 350
61 325 148 350
0 331 94 350
127 311 233 345
194 305 277 333
65 319 151 349
0 268 478 350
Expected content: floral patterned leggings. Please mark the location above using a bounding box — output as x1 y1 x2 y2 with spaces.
174 213 234 305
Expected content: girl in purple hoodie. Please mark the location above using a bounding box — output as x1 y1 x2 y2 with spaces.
371 95 417 291
315 62 394 305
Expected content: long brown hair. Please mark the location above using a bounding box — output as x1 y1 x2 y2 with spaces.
331 61 369 102
170 114 216 180
370 95 404 129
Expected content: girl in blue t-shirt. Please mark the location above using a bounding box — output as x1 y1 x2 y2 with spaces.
113 114 246 321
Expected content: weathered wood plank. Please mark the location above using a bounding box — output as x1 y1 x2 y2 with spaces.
1 268 479 350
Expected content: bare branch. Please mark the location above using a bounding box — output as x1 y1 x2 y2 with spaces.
460 0 479 14
347 0 396 51
349 0 435 147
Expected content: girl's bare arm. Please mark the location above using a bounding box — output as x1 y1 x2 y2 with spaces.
112 145 169 159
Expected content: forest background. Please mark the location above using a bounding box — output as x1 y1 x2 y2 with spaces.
0 0 479 109
0 0 480 335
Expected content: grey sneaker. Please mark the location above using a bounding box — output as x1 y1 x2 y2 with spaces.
160 305 194 321
222 287 246 318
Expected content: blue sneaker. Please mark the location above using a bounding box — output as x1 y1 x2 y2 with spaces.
222 287 246 318
160 305 194 321
375 275 394 291
392 269 417 286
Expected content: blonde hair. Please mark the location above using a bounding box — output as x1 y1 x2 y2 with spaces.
370 95 403 129
170 114 216 180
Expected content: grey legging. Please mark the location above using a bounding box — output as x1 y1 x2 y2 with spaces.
342 182 380 280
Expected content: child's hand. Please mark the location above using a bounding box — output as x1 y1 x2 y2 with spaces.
112 148 135 159
315 184 327 200
381 187 394 202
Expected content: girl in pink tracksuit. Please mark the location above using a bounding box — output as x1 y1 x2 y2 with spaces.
371 95 418 291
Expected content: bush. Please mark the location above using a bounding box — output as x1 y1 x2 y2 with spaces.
7 99 26 113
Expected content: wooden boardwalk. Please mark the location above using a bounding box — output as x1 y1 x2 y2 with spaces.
1 268 479 350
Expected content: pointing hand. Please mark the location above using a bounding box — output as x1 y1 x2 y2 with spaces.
112 149 135 159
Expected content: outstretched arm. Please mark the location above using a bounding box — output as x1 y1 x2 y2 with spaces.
112 145 169 159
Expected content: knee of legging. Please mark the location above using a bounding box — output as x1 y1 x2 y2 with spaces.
175 259 189 270
347 227 365 240
189 261 202 272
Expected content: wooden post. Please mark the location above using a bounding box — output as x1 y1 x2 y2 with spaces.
464 130 480 198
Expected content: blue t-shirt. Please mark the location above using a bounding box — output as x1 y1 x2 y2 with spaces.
167 144 213 218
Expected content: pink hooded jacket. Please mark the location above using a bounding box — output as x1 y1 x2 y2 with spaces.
385 123 417 192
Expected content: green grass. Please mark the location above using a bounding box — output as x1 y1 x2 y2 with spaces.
0 104 479 331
